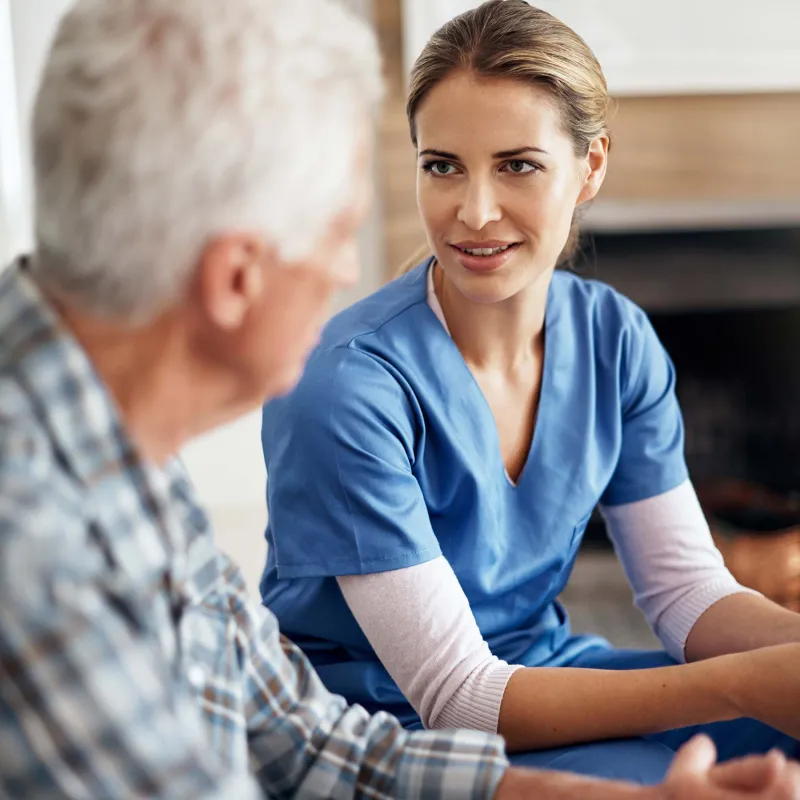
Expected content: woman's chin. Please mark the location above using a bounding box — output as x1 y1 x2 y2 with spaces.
447 270 521 305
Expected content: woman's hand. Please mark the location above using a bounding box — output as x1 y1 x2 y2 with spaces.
726 643 800 740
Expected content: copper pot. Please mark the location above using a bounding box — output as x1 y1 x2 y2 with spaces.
699 481 800 612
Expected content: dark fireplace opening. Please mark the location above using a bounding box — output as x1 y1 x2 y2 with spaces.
576 225 800 548
654 306 800 494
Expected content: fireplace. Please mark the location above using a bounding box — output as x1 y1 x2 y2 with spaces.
578 224 800 546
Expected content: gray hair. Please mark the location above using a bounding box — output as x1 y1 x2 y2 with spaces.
31 0 382 322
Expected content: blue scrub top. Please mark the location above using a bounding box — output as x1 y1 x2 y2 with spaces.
260 261 688 725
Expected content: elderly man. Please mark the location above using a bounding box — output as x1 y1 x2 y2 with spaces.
0 0 797 798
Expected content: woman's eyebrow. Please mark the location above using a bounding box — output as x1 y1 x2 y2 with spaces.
419 148 459 159
418 146 549 159
493 146 549 158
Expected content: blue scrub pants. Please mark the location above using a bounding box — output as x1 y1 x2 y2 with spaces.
509 648 798 784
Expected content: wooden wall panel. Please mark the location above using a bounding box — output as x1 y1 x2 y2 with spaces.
374 0 426 274
373 0 800 277
603 94 800 201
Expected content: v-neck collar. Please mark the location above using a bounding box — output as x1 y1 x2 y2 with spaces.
421 260 561 489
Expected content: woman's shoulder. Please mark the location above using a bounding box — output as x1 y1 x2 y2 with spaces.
267 268 434 429
320 261 432 350
550 271 662 382
552 269 648 333
263 338 418 455
288 259 445 404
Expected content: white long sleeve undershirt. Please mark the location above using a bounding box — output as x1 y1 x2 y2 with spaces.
338 481 755 733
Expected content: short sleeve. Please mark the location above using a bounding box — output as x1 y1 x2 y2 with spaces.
601 304 689 507
261 346 441 578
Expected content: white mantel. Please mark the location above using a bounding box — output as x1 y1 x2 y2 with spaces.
402 0 800 96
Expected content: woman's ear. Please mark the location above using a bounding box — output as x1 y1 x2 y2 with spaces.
577 135 610 206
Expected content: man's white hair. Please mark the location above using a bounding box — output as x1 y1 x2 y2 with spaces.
31 0 382 321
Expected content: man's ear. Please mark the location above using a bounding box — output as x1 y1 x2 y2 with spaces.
196 234 270 330
576 135 610 207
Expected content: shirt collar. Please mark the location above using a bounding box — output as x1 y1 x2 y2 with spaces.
0 257 137 488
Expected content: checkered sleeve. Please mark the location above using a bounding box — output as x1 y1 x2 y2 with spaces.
239 583 509 800
0 427 261 799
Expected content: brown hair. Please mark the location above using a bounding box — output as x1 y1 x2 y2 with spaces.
398 0 611 275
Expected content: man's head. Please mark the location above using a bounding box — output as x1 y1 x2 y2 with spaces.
31 0 381 406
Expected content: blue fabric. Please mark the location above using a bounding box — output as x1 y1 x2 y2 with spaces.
260 261 689 721
506 647 798 784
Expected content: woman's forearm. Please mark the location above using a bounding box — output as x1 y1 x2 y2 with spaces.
684 593 800 662
497 657 742 752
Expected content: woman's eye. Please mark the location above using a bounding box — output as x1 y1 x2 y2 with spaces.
424 161 457 176
505 160 537 174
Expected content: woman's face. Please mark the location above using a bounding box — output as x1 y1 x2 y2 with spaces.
414 71 606 304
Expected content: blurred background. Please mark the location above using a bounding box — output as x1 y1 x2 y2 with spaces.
1 1 798 637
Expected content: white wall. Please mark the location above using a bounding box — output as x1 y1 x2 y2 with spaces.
0 0 387 593
0 2 22 262
1 0 73 263
403 0 800 96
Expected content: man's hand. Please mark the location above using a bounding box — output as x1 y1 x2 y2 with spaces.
493 735 800 799
665 735 800 799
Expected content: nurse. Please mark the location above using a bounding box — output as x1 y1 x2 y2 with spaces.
260 0 800 784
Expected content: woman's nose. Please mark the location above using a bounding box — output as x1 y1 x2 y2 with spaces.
456 179 502 230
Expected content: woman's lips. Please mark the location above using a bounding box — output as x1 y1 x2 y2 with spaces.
449 242 522 273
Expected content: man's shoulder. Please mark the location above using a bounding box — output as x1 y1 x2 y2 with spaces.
0 392 56 497
0 394 84 589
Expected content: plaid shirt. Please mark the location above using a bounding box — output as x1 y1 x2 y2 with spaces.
0 259 509 799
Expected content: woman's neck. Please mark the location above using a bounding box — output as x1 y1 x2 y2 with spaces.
434 263 551 372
